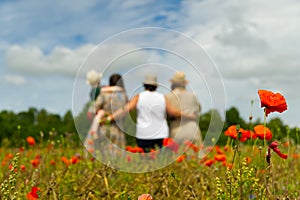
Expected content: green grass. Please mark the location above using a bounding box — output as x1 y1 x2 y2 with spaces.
0 138 299 199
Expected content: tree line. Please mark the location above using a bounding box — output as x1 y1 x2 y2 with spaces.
0 107 77 147
0 105 298 147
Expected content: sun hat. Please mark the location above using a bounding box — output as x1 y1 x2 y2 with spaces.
170 71 188 85
143 74 158 86
86 70 102 87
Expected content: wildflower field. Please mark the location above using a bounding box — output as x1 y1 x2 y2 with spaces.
1 136 300 199
1 90 299 199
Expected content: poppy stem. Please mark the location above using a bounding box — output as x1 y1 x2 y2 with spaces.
263 108 267 148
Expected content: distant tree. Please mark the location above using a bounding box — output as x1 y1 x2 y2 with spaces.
268 117 285 140
290 127 300 144
63 110 76 133
0 110 17 145
199 109 226 145
63 110 79 145
74 103 91 140
225 107 247 129
0 107 79 147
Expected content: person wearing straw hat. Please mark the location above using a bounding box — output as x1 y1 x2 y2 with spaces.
100 73 196 152
166 71 202 146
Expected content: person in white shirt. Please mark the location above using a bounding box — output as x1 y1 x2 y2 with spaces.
101 74 195 152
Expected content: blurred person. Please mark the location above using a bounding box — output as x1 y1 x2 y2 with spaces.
84 70 102 157
95 74 128 149
165 71 202 146
84 73 128 157
86 70 102 121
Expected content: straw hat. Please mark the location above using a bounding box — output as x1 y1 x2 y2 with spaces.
143 74 158 86
170 71 188 85
86 70 102 87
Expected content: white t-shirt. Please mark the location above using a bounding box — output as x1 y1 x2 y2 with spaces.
136 91 169 139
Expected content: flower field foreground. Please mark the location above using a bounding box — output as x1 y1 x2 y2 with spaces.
1 137 300 199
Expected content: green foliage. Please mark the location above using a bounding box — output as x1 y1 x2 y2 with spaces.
216 158 266 199
1 153 20 200
0 105 299 147
73 103 91 139
224 107 247 129
0 107 78 147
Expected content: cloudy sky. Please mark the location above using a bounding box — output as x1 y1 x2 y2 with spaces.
1 0 299 127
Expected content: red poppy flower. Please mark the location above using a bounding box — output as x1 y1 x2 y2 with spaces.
87 139 94 145
35 154 42 160
214 154 226 162
204 159 214 167
224 125 250 142
149 149 157 160
258 90 287 116
245 157 252 164
269 141 288 159
224 125 239 139
221 161 233 169
126 146 145 153
199 155 207 164
205 146 213 153
9 164 18 172
163 138 179 153
50 160 56 166
176 155 186 163
70 156 79 164
292 153 300 159
126 155 132 162
223 145 230 152
19 147 25 152
26 136 36 146
61 156 70 166
254 125 273 141
239 130 256 142
214 146 223 154
283 141 289 147
88 148 94 153
125 146 133 151
90 157 95 162
138 194 153 200
27 187 40 200
20 164 26 172
6 153 13 159
31 159 40 168
184 141 199 152
226 162 233 169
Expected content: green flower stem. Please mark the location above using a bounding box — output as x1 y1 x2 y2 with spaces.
263 108 267 148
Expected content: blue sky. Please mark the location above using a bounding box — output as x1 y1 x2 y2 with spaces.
1 0 300 127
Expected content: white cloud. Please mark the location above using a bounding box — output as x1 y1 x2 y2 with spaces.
4 74 27 86
175 0 300 79
5 44 94 76
169 0 300 126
